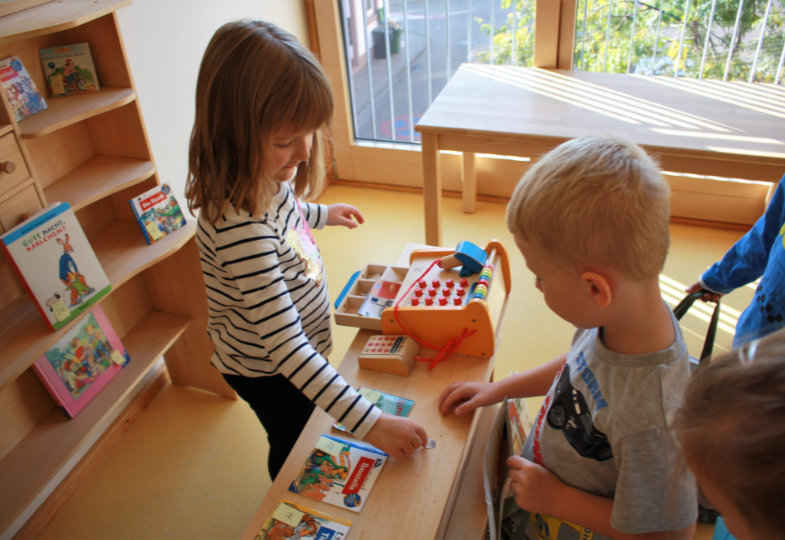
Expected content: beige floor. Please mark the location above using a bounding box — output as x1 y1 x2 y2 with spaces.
36 184 749 539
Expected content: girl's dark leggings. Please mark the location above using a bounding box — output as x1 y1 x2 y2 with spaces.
222 373 315 480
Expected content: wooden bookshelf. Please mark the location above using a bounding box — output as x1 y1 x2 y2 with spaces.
0 2 233 537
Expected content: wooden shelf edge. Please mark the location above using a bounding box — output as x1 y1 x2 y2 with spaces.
0 222 196 389
94 219 197 290
0 0 131 47
18 88 135 139
0 310 189 538
44 156 156 211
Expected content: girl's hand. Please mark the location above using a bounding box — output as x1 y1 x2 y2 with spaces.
363 413 428 459
438 381 499 416
506 455 562 515
685 282 722 303
327 203 364 228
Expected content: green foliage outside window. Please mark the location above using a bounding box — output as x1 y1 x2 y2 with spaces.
475 0 784 83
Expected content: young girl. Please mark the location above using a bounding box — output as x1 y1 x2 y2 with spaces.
672 326 785 540
185 20 427 479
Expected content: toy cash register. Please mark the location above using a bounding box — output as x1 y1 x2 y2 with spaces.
335 240 512 369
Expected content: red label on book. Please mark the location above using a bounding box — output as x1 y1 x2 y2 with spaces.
342 456 375 495
138 191 167 211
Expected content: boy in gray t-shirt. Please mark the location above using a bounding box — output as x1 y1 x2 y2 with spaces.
439 135 697 539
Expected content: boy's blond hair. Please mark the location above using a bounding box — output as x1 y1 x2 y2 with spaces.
505 135 670 280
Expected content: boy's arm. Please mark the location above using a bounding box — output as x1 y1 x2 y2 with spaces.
507 456 695 540
439 354 566 416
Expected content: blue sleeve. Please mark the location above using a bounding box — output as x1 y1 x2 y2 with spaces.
701 175 785 294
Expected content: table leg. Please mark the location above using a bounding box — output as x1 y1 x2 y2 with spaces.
421 132 443 245
462 151 477 214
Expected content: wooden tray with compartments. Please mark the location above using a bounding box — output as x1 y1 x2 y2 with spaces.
334 263 408 331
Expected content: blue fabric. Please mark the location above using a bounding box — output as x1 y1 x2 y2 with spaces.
701 174 785 347
713 517 735 540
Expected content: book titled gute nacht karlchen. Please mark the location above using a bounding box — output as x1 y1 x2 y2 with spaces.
0 202 111 330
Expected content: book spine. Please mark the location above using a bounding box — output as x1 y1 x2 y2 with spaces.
0 241 56 331
31 360 65 407
128 199 152 245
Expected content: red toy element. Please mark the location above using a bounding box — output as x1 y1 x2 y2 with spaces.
380 239 511 368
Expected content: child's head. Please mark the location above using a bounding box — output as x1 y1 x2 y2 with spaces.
187 20 333 222
672 328 785 540
505 135 670 282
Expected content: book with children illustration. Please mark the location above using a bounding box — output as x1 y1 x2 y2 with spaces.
33 305 130 418
0 55 47 121
39 42 99 97
288 434 388 513
332 387 414 432
0 202 111 331
255 500 351 540
129 183 187 244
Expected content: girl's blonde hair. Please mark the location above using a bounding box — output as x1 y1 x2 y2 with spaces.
505 135 670 280
186 20 333 223
672 327 785 538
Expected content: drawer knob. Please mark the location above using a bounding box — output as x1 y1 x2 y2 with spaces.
0 160 15 174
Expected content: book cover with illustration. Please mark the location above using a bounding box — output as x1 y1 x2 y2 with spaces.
0 55 47 121
288 434 388 513
255 500 351 540
333 387 414 432
129 183 187 244
39 42 99 97
0 202 111 331
33 305 130 418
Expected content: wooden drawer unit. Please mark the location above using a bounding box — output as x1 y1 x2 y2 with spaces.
0 182 42 232
0 132 31 196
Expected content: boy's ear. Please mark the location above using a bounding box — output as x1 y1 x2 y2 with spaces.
580 270 612 308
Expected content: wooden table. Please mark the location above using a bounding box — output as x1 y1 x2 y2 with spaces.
242 246 508 540
415 64 785 245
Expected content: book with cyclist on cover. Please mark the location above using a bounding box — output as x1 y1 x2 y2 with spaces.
39 42 99 96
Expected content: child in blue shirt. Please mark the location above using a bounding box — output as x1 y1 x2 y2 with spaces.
687 174 785 348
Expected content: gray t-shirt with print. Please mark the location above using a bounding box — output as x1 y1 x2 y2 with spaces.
517 311 698 539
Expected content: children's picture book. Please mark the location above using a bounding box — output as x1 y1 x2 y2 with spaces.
0 202 111 331
332 387 414 432
0 55 47 121
129 183 187 244
39 42 99 97
255 500 351 540
483 397 532 540
33 305 130 418
288 434 388 513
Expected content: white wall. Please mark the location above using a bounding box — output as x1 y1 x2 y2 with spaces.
117 0 309 201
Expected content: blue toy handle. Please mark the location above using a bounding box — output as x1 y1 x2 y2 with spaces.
334 270 361 309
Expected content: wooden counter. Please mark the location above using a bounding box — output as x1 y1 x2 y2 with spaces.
243 245 510 539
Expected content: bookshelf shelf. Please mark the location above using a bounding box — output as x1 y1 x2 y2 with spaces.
18 88 136 139
0 310 190 536
0 222 196 390
0 2 230 537
44 155 155 211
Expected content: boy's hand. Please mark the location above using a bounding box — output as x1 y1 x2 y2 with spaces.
326 203 364 229
438 381 499 416
363 413 428 459
506 455 562 515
